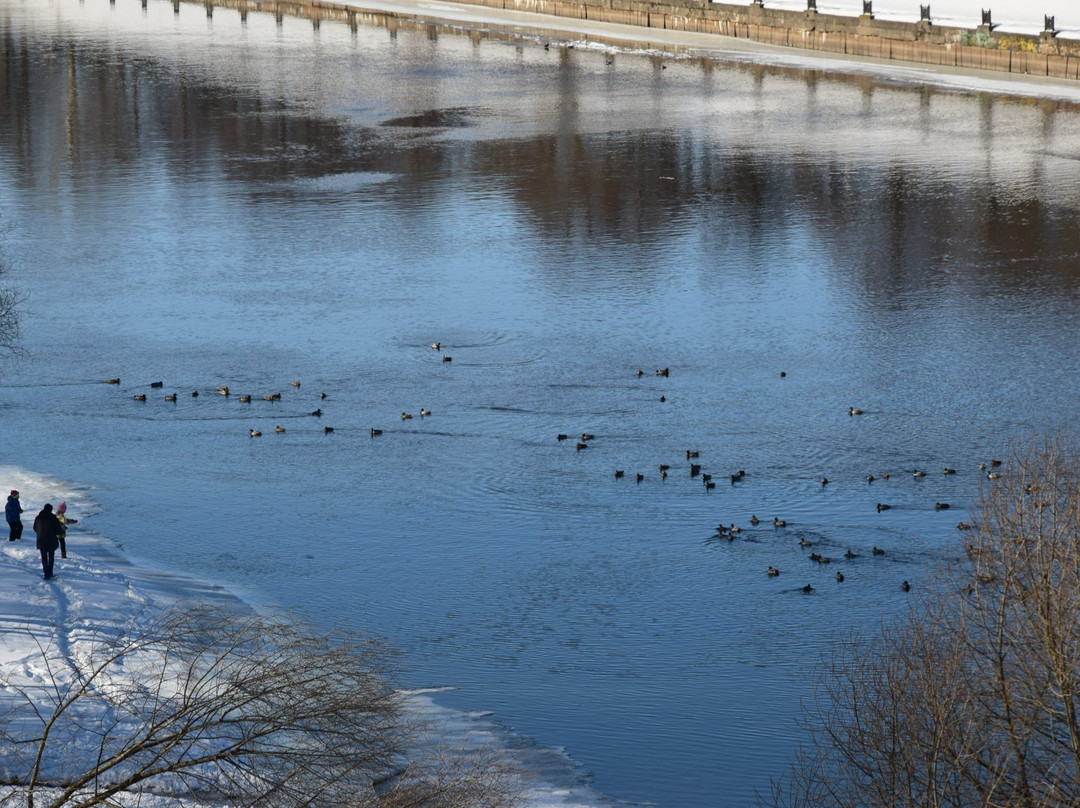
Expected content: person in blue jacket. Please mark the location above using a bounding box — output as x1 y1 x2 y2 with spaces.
6 490 22 542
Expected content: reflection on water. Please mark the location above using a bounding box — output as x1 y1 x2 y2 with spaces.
3 1 1080 806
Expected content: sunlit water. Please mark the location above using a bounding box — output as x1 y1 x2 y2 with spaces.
3 0 1080 805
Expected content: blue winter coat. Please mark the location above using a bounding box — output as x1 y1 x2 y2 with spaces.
5 495 21 524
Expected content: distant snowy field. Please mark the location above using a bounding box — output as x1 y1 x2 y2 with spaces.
730 0 1079 38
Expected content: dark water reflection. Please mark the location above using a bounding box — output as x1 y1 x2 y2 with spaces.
3 1 1080 806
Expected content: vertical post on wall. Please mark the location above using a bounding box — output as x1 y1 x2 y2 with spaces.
920 4 930 21
862 0 872 16
1044 14 1055 33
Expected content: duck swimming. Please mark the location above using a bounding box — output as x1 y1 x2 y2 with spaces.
774 517 787 527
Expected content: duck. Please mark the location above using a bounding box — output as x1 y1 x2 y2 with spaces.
106 378 121 385
636 369 644 377
291 381 301 387
370 428 383 436
866 474 875 483
876 503 891 512
809 552 821 562
935 502 950 510
901 580 911 592
263 395 276 402
774 517 787 527
191 390 199 397
218 386 230 396
912 469 926 478
431 342 441 351
729 524 741 534
779 371 786 377
701 473 712 483
656 368 669 377
820 477 829 486
614 470 624 479
310 409 322 417
987 472 1001 480
880 472 890 480
836 571 845 582
872 546 885 555
990 459 1002 467
150 381 164 388
576 442 588 451
943 467 957 475
323 426 334 434
705 481 716 490
238 395 252 403
250 429 261 437
320 392 327 399
686 450 699 459
401 412 413 420
164 393 177 402
767 566 780 577
848 407 863 415
799 537 812 547
442 355 452 363
716 524 729 536
750 515 760 525
275 426 286 433
133 394 147 402
956 521 974 530
636 473 644 483
660 470 667 480
979 462 987 470
802 584 814 593
659 396 666 402
582 433 596 441
420 408 432 417
690 464 702 477
844 548 856 559
557 434 569 442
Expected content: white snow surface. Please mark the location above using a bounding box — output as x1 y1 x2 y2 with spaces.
0 466 612 808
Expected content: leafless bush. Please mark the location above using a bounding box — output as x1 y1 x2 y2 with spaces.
0 605 522 808
770 434 1080 808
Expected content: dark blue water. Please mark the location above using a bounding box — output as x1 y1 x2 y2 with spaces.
3 0 1080 804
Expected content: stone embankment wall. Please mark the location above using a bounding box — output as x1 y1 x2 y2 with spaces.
201 0 1080 80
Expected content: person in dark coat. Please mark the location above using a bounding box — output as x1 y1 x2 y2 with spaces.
34 503 62 580
6 490 23 542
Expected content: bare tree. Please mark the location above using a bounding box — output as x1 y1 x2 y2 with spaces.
0 219 25 368
0 605 522 808
770 434 1080 808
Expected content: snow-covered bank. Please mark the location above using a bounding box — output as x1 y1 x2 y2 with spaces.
0 468 621 808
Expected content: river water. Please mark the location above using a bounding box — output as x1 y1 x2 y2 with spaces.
3 1 1080 805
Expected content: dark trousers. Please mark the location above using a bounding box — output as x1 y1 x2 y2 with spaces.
7 521 21 541
40 548 55 579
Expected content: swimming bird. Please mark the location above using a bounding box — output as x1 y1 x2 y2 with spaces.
106 378 121 385
844 548 856 558
133 394 147 401
767 566 780 577
614 470 624 479
836 571 845 582
324 426 334 434
729 524 741 534
275 426 286 433
582 433 595 441
848 407 863 415
935 502 950 510
866 474 875 483
956 521 974 530
750 515 760 525
774 517 787 527
576 442 588 451
979 462 987 470
150 381 163 388
310 409 322 417
987 471 1001 479
876 503 891 512
912 469 926 478
656 368 669 377
191 390 199 397
636 473 644 483
320 392 327 399
557 434 568 441
401 412 413 420
802 584 813 593
701 473 712 483
820 477 829 486
370 428 382 436
250 429 261 437
779 371 786 377
218 386 230 396
431 342 441 351
238 395 252 403
291 381 301 387
636 369 644 377
943 467 957 475
164 393 177 402
880 472 890 480
442 355 452 363
659 396 666 402
686 450 699 459
901 580 911 592
690 464 702 477
809 552 821 562
660 470 667 480
420 408 432 417
705 480 716 490
799 537 812 547
872 546 885 555
991 459 1002 467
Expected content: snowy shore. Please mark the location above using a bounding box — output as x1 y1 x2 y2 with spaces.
0 467 615 808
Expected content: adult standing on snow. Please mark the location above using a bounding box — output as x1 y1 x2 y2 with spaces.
6 490 22 542
34 503 62 580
